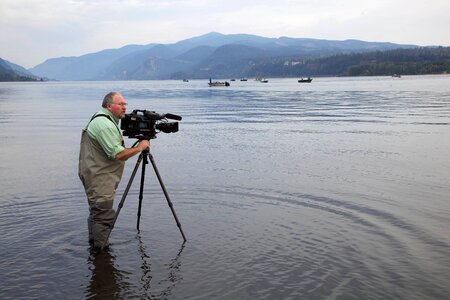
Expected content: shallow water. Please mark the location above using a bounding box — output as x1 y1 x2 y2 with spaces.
0 76 449 299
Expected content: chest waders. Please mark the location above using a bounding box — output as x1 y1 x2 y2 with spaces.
78 114 125 248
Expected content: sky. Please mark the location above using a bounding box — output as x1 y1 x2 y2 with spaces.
1 0 450 68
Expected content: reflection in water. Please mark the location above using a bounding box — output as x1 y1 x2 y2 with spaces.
137 233 152 298
86 250 126 299
137 233 185 299
156 244 185 298
86 234 185 299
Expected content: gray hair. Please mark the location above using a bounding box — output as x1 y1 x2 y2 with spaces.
102 92 120 108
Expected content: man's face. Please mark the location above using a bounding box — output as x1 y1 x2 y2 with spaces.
107 94 127 119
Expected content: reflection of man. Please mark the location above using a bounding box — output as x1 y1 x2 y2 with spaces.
87 251 123 298
79 92 149 249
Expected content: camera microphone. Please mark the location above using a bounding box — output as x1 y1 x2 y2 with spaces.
164 113 182 121
142 110 182 121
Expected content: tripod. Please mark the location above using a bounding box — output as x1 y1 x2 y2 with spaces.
102 148 187 250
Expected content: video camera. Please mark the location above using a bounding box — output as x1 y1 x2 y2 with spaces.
121 109 182 140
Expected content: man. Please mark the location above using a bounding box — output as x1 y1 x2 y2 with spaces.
79 92 150 249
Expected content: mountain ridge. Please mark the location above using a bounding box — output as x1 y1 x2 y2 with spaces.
27 32 420 80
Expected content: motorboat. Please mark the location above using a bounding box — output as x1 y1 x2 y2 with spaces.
298 77 313 83
208 79 230 87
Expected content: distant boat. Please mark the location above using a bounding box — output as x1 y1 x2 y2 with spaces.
208 78 230 87
298 77 313 83
392 74 401 78
230 79 236 81
182 79 189 82
256 77 269 83
240 78 248 81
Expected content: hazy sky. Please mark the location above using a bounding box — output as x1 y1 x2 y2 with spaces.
1 0 450 68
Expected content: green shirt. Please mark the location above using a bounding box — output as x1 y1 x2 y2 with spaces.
87 108 125 159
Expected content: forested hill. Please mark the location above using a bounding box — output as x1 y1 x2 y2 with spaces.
0 58 41 81
250 47 450 77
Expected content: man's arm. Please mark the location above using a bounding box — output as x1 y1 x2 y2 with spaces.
115 140 150 161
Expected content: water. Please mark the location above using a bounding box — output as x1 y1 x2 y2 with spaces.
0 76 449 299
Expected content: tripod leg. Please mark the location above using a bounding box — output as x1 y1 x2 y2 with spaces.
148 153 187 242
136 153 148 230
102 152 144 250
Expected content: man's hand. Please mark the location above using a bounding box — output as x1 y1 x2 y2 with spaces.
137 140 150 151
115 140 150 161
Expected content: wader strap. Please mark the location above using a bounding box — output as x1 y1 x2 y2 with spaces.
87 113 122 136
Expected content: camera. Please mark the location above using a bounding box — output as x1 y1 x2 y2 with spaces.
120 109 182 140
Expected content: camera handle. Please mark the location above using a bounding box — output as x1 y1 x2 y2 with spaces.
102 148 187 250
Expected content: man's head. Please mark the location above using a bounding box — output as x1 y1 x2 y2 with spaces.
103 92 127 119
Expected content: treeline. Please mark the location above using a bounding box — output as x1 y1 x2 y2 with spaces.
0 58 40 82
0 72 41 82
347 61 450 76
249 47 450 77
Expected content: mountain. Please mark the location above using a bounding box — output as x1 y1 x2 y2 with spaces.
186 44 270 79
29 32 419 80
30 44 155 80
175 45 216 64
0 58 41 81
96 44 187 80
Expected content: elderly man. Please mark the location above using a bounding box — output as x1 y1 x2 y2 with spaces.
79 92 149 249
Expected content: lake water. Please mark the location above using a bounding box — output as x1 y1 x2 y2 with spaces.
0 76 449 299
